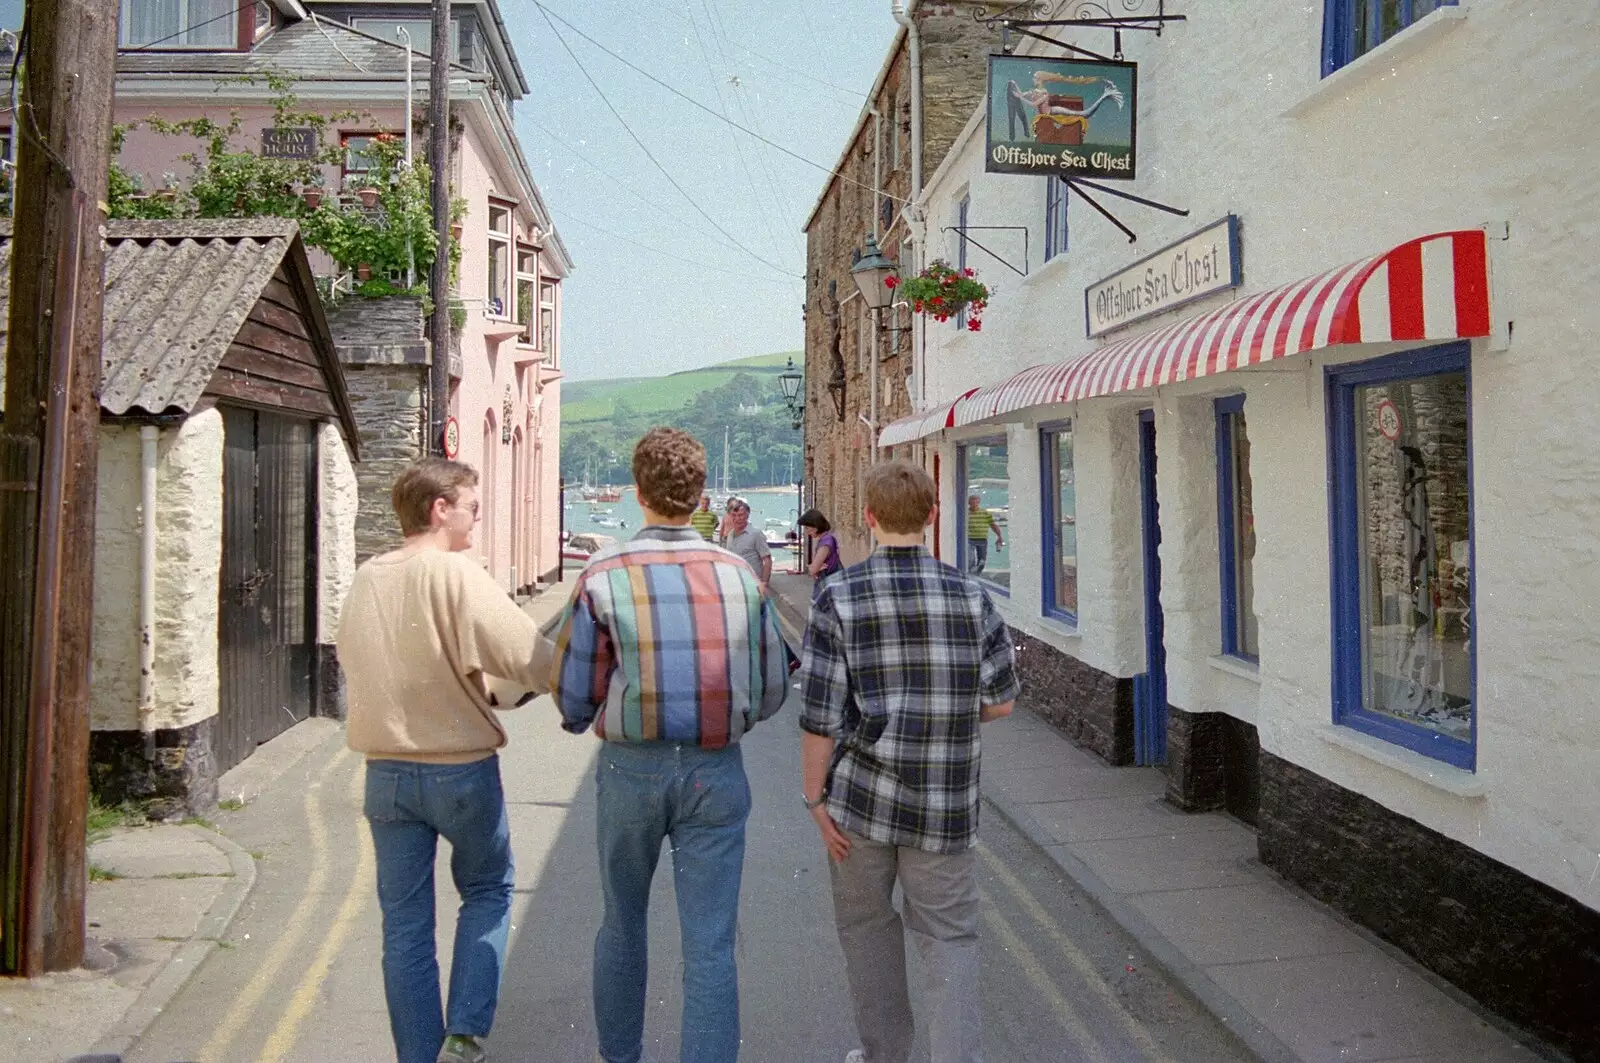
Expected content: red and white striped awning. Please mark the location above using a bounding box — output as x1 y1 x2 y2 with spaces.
880 230 1491 445
879 387 980 448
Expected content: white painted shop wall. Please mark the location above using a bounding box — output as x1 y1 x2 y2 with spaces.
90 408 224 733
919 2 1600 907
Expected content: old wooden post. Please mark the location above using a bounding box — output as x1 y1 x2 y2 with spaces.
426 0 451 455
0 0 118 975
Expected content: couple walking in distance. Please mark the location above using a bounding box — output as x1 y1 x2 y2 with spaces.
337 427 1020 1063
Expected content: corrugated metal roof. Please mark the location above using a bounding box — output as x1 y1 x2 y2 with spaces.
0 221 358 454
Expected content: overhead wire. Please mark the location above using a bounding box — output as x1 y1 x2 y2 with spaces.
548 209 796 286
123 2 253 51
648 2 868 103
531 0 906 207
523 115 758 262
681 0 794 277
533 1 803 279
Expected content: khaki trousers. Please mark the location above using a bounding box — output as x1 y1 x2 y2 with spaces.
827 831 982 1063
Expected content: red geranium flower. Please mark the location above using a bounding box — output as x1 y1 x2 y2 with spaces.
963 267 976 278
967 318 983 332
884 275 899 289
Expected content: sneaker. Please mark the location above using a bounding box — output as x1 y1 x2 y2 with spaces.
438 1034 487 1063
845 1052 867 1063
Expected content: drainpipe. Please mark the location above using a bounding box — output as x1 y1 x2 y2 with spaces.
870 108 883 466
138 425 158 754
892 0 926 408
398 25 416 288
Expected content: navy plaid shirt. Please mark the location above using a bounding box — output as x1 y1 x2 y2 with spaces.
798 546 1022 853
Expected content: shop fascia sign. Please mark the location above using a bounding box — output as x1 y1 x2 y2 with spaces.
1084 215 1241 338
985 54 1137 180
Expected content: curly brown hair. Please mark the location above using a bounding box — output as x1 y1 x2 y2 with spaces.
632 427 706 518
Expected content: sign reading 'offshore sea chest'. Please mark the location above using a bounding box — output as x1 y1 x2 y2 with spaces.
1085 216 1242 338
986 55 1137 180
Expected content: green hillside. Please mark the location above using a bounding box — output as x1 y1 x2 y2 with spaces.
563 351 801 425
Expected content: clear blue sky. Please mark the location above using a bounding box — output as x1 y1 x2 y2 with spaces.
500 0 898 381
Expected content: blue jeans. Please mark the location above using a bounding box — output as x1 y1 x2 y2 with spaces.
364 756 515 1063
593 741 752 1063
967 538 988 574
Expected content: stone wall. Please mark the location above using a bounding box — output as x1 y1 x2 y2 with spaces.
1010 627 1134 765
90 410 225 735
802 2 1003 563
318 421 358 719
1260 752 1600 1062
329 295 431 563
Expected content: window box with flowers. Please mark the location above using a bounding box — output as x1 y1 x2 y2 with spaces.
892 260 990 332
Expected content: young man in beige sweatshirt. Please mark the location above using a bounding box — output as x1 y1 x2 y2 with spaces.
337 457 548 1063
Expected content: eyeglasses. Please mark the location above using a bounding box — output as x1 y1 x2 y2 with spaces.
454 500 480 517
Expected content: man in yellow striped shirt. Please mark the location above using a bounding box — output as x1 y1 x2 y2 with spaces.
689 492 719 540
966 493 1003 574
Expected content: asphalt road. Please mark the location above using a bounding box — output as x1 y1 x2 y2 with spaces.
127 686 1254 1063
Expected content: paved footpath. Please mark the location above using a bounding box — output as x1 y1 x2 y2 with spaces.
119 589 1253 1063
771 570 1553 1063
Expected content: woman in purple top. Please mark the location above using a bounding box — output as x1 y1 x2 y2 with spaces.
798 508 843 600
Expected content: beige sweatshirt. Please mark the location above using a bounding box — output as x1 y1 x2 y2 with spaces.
337 547 543 763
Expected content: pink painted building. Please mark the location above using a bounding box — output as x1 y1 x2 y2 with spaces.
111 0 570 588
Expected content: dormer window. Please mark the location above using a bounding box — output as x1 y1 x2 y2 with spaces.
119 0 240 50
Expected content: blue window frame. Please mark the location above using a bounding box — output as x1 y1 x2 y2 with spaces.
1322 0 1456 76
955 194 970 328
1039 421 1076 622
1045 178 1069 262
1327 342 1474 768
956 436 1009 595
1215 395 1258 662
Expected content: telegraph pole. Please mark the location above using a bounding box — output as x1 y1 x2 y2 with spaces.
426 0 451 455
0 0 118 974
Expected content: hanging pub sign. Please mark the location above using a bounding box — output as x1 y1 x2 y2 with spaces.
1084 215 1242 337
986 54 1136 180
260 127 319 160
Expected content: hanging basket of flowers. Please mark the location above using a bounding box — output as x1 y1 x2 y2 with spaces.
891 259 990 331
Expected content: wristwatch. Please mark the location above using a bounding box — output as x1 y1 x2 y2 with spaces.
803 792 828 811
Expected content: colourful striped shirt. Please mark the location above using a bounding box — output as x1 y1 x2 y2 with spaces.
550 524 790 747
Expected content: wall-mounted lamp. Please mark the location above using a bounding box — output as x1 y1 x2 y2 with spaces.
850 233 911 338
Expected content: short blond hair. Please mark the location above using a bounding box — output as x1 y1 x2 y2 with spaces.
633 427 706 518
864 460 935 535
392 457 478 536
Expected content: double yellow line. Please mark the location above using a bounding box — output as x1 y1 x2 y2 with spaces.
200 747 373 1063
977 843 1180 1063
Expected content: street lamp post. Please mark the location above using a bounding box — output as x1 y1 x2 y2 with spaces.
850 234 909 463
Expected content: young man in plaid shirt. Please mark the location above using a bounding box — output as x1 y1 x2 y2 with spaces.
798 460 1021 1063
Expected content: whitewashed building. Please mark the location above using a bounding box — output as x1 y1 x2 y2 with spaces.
879 2 1600 1054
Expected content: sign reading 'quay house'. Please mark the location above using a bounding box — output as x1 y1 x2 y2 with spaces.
986 55 1137 180
1085 215 1242 338
260 127 319 161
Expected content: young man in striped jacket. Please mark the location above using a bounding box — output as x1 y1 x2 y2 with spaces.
549 427 790 1063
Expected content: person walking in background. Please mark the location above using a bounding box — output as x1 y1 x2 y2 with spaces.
798 461 1022 1063
549 427 790 1063
720 495 772 592
690 491 719 541
337 458 550 1063
798 508 842 599
965 492 1003 575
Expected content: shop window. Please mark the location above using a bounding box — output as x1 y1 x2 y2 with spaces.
957 437 1009 594
1322 0 1456 75
515 245 537 344
1215 395 1258 661
119 0 238 49
487 203 511 318
1044 177 1069 262
1328 343 1473 768
1040 421 1076 622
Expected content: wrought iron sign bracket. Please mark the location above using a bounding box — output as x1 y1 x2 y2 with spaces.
938 225 1031 278
1061 176 1188 244
980 1 1186 62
